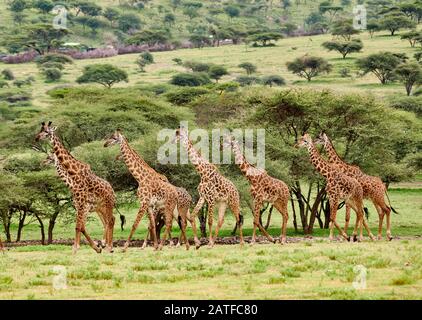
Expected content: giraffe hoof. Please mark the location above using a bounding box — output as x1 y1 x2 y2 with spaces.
387 235 393 241
353 235 358 242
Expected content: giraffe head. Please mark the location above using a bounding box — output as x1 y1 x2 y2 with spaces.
173 127 188 143
35 121 56 142
222 133 234 149
42 153 56 166
296 133 313 149
314 132 328 146
104 129 124 147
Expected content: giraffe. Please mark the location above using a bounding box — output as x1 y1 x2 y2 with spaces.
42 152 122 248
104 129 181 251
315 133 396 240
224 135 290 244
35 121 116 254
114 150 199 249
297 134 375 242
174 128 244 247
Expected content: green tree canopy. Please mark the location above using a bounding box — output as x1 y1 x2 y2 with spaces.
356 52 406 84
322 39 363 58
286 56 332 81
76 64 128 88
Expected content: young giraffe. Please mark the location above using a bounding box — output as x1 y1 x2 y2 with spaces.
111 133 199 249
104 129 180 251
297 134 375 241
174 128 244 247
35 121 116 254
224 135 290 244
315 133 395 240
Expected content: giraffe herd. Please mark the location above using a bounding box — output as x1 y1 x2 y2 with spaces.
0 121 397 254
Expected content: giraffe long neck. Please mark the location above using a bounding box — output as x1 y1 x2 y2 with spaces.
181 136 216 176
324 138 344 165
53 156 72 187
307 142 332 179
50 134 83 176
119 137 153 181
231 140 257 178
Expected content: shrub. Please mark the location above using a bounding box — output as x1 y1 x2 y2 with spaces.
140 51 154 64
209 65 229 82
76 64 128 88
235 75 261 86
35 53 73 65
0 80 10 88
390 96 422 117
165 87 210 105
39 62 65 70
238 62 257 75
183 61 212 72
261 75 286 87
172 58 183 65
215 82 239 94
170 72 211 86
42 68 62 82
1 69 15 80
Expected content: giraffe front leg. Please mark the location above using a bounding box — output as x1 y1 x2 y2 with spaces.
274 199 289 245
190 197 205 249
123 202 148 252
212 202 227 246
207 202 215 248
375 204 384 240
158 204 175 250
344 204 351 235
330 200 349 241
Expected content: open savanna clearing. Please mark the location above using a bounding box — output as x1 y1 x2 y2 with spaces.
1 239 422 300
2 29 420 107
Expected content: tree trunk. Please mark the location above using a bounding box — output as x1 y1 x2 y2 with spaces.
290 194 298 232
34 213 45 245
16 210 27 242
47 211 60 244
307 187 326 234
198 203 207 238
264 206 273 230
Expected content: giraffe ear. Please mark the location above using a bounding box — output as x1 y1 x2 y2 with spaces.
41 121 45 126
48 121 52 126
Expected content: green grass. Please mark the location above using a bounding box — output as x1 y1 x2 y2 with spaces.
6 188 421 243
1 240 422 299
1 29 420 107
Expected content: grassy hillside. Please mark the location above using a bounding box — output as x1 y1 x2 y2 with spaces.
1 29 420 107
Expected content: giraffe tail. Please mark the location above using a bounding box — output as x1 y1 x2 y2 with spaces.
114 205 126 230
385 189 398 214
363 207 370 220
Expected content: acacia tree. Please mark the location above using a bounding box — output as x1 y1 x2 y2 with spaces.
379 13 416 36
238 62 257 75
356 52 406 84
234 89 418 234
330 19 360 40
394 62 422 96
286 56 332 81
322 39 363 59
400 30 422 47
77 64 128 88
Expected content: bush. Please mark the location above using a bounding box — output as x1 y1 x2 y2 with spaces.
183 61 212 72
173 58 183 65
390 97 422 117
235 75 261 86
42 68 62 82
35 53 73 65
140 51 154 64
39 62 65 70
76 64 128 88
261 75 286 87
170 72 211 86
165 87 210 105
0 80 10 88
1 69 15 80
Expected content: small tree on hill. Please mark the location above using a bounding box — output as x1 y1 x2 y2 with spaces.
209 65 229 83
356 52 406 84
322 39 363 59
261 75 286 87
286 56 332 81
394 62 422 96
331 19 360 40
379 13 416 36
400 30 421 47
77 64 128 88
238 62 257 75
247 32 283 47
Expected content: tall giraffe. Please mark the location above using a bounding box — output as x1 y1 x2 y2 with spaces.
42 152 121 247
297 134 375 241
114 150 199 249
104 129 180 251
224 135 290 244
315 133 395 240
35 121 116 253
174 128 244 247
